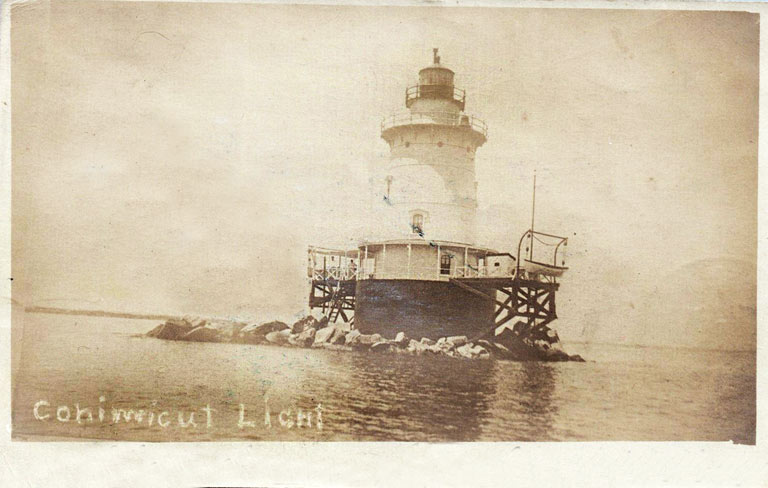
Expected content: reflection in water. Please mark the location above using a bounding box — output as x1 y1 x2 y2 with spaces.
484 362 559 441
293 352 499 441
291 354 561 441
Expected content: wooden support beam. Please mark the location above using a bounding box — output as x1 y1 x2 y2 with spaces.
496 311 517 328
494 293 515 319
449 279 510 309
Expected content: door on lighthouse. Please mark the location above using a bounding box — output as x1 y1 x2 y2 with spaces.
440 253 451 275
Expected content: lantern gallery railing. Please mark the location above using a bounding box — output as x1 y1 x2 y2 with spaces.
381 111 488 138
405 84 466 110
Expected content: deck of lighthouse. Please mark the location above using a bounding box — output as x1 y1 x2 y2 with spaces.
308 240 563 340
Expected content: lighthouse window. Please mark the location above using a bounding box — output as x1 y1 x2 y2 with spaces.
440 254 451 274
412 214 424 234
437 141 444 147
405 141 410 148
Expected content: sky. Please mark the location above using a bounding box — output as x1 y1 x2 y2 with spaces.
12 2 758 349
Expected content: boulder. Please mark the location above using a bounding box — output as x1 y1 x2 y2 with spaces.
344 329 361 346
476 339 495 351
394 331 409 346
529 327 552 343
480 341 505 358
490 326 588 362
147 320 196 341
265 329 291 346
470 344 491 359
312 326 337 346
569 354 586 362
291 316 320 334
205 320 241 341
446 335 469 347
435 337 456 353
289 327 316 348
543 347 570 361
548 341 565 353
183 316 207 328
329 327 348 345
238 321 288 344
230 322 248 338
407 339 429 355
495 327 523 348
455 343 475 359
453 343 490 360
335 322 353 333
511 321 528 336
182 326 221 343
370 333 385 344
370 341 395 353
420 337 436 346
546 328 559 342
350 333 384 349
146 323 165 338
164 317 188 327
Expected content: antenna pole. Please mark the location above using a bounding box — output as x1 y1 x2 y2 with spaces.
530 171 536 262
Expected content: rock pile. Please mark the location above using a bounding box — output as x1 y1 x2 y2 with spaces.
146 316 248 343
146 316 585 362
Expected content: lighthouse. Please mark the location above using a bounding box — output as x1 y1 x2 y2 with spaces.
309 50 568 341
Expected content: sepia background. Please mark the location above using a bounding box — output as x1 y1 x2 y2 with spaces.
12 2 757 350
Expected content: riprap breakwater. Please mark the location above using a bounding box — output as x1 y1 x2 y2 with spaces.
146 316 585 362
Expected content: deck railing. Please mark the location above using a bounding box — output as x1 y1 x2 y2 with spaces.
316 264 517 281
381 111 488 138
405 84 466 109
308 246 562 283
310 266 359 282
308 262 566 284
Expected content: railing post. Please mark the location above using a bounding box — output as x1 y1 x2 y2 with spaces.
382 243 386 277
407 243 412 279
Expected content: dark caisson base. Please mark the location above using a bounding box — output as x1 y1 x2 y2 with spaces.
354 279 496 340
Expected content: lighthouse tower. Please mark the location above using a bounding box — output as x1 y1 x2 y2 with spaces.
375 48 487 245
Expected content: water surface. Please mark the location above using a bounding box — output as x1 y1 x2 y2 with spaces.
11 313 755 442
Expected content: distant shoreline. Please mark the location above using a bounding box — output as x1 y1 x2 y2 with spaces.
24 306 178 322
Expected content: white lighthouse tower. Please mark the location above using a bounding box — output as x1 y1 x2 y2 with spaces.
374 48 487 245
